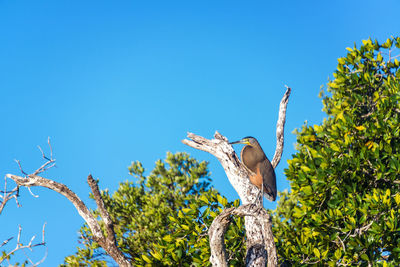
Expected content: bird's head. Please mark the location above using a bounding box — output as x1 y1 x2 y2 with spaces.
229 136 258 146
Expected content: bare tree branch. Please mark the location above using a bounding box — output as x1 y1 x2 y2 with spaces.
183 132 259 202
33 137 56 176
184 132 271 265
271 86 291 168
0 224 47 266
87 175 126 265
5 141 132 266
15 159 27 176
87 175 116 243
6 173 131 266
0 237 13 248
209 204 277 267
0 176 20 215
183 88 291 266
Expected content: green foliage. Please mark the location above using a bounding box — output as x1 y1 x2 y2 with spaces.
273 37 400 266
63 152 245 266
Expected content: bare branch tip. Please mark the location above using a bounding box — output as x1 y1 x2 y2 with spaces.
42 222 47 243
214 131 227 142
27 187 39 198
283 84 292 93
87 174 96 184
213 132 220 139
37 145 44 156
187 132 199 141
181 139 191 146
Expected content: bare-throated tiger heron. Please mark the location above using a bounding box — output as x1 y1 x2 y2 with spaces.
230 136 277 202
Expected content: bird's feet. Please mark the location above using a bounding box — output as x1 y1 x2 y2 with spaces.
252 190 263 207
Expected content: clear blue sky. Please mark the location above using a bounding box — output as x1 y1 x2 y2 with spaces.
1 0 399 265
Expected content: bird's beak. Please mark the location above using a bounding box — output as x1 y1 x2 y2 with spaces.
229 139 245 145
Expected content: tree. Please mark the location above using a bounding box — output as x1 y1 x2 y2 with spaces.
64 87 290 266
272 37 400 265
6 86 290 266
63 152 246 266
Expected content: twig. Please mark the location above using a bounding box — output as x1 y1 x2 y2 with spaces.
0 224 47 266
15 160 27 176
42 222 46 243
0 237 13 248
27 187 39 198
33 139 56 176
0 176 20 214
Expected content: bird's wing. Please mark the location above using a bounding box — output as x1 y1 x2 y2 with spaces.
260 159 277 201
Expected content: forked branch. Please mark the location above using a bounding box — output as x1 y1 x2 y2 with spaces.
182 87 291 266
6 141 131 266
208 204 276 267
0 176 20 215
0 223 47 266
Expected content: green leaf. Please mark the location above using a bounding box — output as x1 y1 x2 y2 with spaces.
360 253 369 261
142 254 152 263
199 195 209 204
163 235 173 242
330 143 340 152
334 249 341 260
182 208 191 213
303 186 312 195
313 247 320 258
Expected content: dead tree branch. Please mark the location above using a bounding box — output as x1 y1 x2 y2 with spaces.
0 223 47 266
5 141 131 266
87 175 126 265
271 86 291 168
182 87 291 266
183 131 275 266
0 176 20 215
5 173 131 266
209 204 277 267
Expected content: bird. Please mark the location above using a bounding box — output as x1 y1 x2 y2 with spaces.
230 136 277 203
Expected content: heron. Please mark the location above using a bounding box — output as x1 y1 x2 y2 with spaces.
230 136 276 204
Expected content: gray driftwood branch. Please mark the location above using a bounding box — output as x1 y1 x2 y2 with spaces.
5 142 131 267
182 87 291 266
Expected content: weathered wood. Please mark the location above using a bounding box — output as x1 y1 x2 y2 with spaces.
183 87 291 266
208 204 277 266
6 173 132 267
